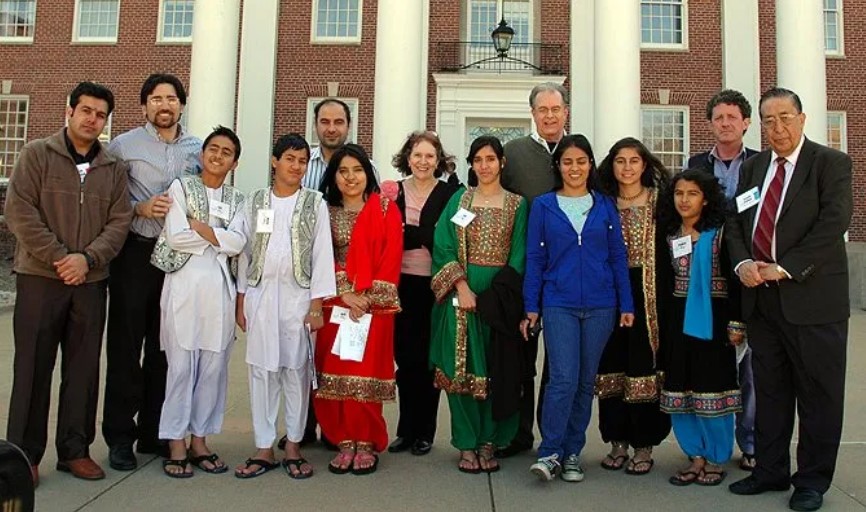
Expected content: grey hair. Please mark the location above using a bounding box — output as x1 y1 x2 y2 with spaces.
529 82 569 108
759 87 802 117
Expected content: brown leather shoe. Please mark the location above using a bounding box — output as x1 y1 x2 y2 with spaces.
31 465 39 488
56 457 106 480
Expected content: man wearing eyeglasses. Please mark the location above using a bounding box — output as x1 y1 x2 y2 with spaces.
102 73 202 472
727 87 852 512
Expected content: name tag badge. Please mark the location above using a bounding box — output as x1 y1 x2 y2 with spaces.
736 187 761 213
672 235 693 258
210 200 231 221
450 208 476 228
256 209 275 233
76 163 90 184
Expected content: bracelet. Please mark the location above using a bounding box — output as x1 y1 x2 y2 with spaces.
308 310 323 318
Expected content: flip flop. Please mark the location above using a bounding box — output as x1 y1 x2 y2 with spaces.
163 458 193 479
669 470 700 486
696 468 727 486
283 458 314 479
601 454 629 471
234 458 280 479
189 453 228 474
625 458 654 476
458 452 481 474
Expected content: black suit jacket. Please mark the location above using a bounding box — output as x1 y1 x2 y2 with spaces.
726 138 852 325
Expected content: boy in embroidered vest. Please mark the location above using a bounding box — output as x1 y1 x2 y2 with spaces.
154 126 247 478
234 134 336 479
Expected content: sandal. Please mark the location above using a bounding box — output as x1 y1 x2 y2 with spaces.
601 441 629 471
458 450 481 474
162 458 193 479
282 458 314 479
477 444 500 473
234 458 280 479
328 441 355 475
351 442 379 476
189 453 228 474
696 467 727 486
668 470 700 486
739 454 756 471
625 447 654 476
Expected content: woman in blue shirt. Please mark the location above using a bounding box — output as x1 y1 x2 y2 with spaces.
523 134 634 483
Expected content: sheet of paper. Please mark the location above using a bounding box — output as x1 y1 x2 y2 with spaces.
736 187 761 213
335 313 372 362
256 209 275 233
672 235 693 258
450 208 476 227
210 200 231 220
330 305 351 324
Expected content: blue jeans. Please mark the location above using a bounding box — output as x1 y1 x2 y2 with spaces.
538 306 617 459
736 347 756 456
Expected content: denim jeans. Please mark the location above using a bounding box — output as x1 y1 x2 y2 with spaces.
538 306 617 459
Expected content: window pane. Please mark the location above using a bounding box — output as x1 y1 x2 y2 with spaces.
640 107 687 170
315 0 360 39
78 0 119 39
640 0 684 45
161 0 194 40
0 0 36 38
0 97 28 177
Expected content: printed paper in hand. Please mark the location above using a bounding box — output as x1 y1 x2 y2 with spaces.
329 306 372 361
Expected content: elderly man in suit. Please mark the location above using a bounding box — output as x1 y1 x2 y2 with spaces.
726 87 852 512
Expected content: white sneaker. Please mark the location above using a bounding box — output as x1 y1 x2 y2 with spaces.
530 454 560 481
561 454 585 482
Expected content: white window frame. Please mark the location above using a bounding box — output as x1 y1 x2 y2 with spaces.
0 94 29 181
73 0 120 44
305 97 359 147
826 111 847 152
640 0 688 50
0 0 37 43
465 0 534 43
157 0 194 44
310 0 363 45
464 0 535 72
824 0 844 56
640 105 690 170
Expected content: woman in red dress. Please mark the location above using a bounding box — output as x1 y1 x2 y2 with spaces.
314 144 403 475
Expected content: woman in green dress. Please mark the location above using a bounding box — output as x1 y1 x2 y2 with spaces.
429 135 528 474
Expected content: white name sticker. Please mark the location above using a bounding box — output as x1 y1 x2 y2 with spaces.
210 200 231 221
450 208 476 228
672 235 693 258
76 163 90 183
256 209 275 233
452 296 459 308
735 187 761 213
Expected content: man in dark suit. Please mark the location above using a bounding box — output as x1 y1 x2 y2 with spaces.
689 89 759 473
727 87 852 512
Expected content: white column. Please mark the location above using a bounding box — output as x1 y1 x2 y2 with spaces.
570 0 594 140
776 0 827 143
234 0 280 192
185 0 241 139
372 0 425 180
593 0 641 155
721 0 761 150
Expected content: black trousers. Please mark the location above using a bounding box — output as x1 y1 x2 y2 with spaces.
6 274 107 464
511 335 542 448
749 285 847 493
102 235 167 448
393 275 440 442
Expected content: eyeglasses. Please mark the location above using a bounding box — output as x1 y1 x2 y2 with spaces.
534 106 565 116
761 113 799 129
148 96 180 106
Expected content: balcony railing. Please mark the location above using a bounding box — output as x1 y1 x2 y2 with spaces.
433 41 564 75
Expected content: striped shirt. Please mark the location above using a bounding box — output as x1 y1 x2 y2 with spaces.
301 145 381 191
108 123 202 238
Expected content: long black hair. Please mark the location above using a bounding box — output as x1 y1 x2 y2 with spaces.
319 143 379 207
597 137 670 197
550 134 599 192
658 169 729 235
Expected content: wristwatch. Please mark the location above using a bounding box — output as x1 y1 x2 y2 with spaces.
775 264 788 279
83 252 96 270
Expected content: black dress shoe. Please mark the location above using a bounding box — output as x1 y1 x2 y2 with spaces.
388 437 414 453
729 475 790 495
789 488 823 512
136 441 170 458
410 440 432 456
109 444 137 471
494 442 531 459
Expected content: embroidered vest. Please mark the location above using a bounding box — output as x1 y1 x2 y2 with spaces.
246 187 322 289
150 176 245 273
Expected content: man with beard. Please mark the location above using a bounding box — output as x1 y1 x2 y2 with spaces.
103 73 202 471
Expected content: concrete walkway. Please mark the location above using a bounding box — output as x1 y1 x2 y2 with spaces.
1 309 864 512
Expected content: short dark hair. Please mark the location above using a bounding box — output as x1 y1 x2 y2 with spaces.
202 125 241 162
272 133 311 161
597 137 671 197
70 81 115 115
466 135 504 166
659 169 729 235
140 73 188 105
759 87 802 117
551 134 599 192
319 143 379 206
314 98 352 125
706 89 752 120
392 130 455 178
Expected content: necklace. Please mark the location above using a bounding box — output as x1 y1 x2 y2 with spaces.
618 186 645 201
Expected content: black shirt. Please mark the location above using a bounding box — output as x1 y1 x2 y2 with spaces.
63 128 101 165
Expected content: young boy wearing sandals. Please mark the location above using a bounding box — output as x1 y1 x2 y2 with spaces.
234 134 336 479
153 126 247 478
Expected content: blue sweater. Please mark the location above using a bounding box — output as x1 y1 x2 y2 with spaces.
523 191 634 314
